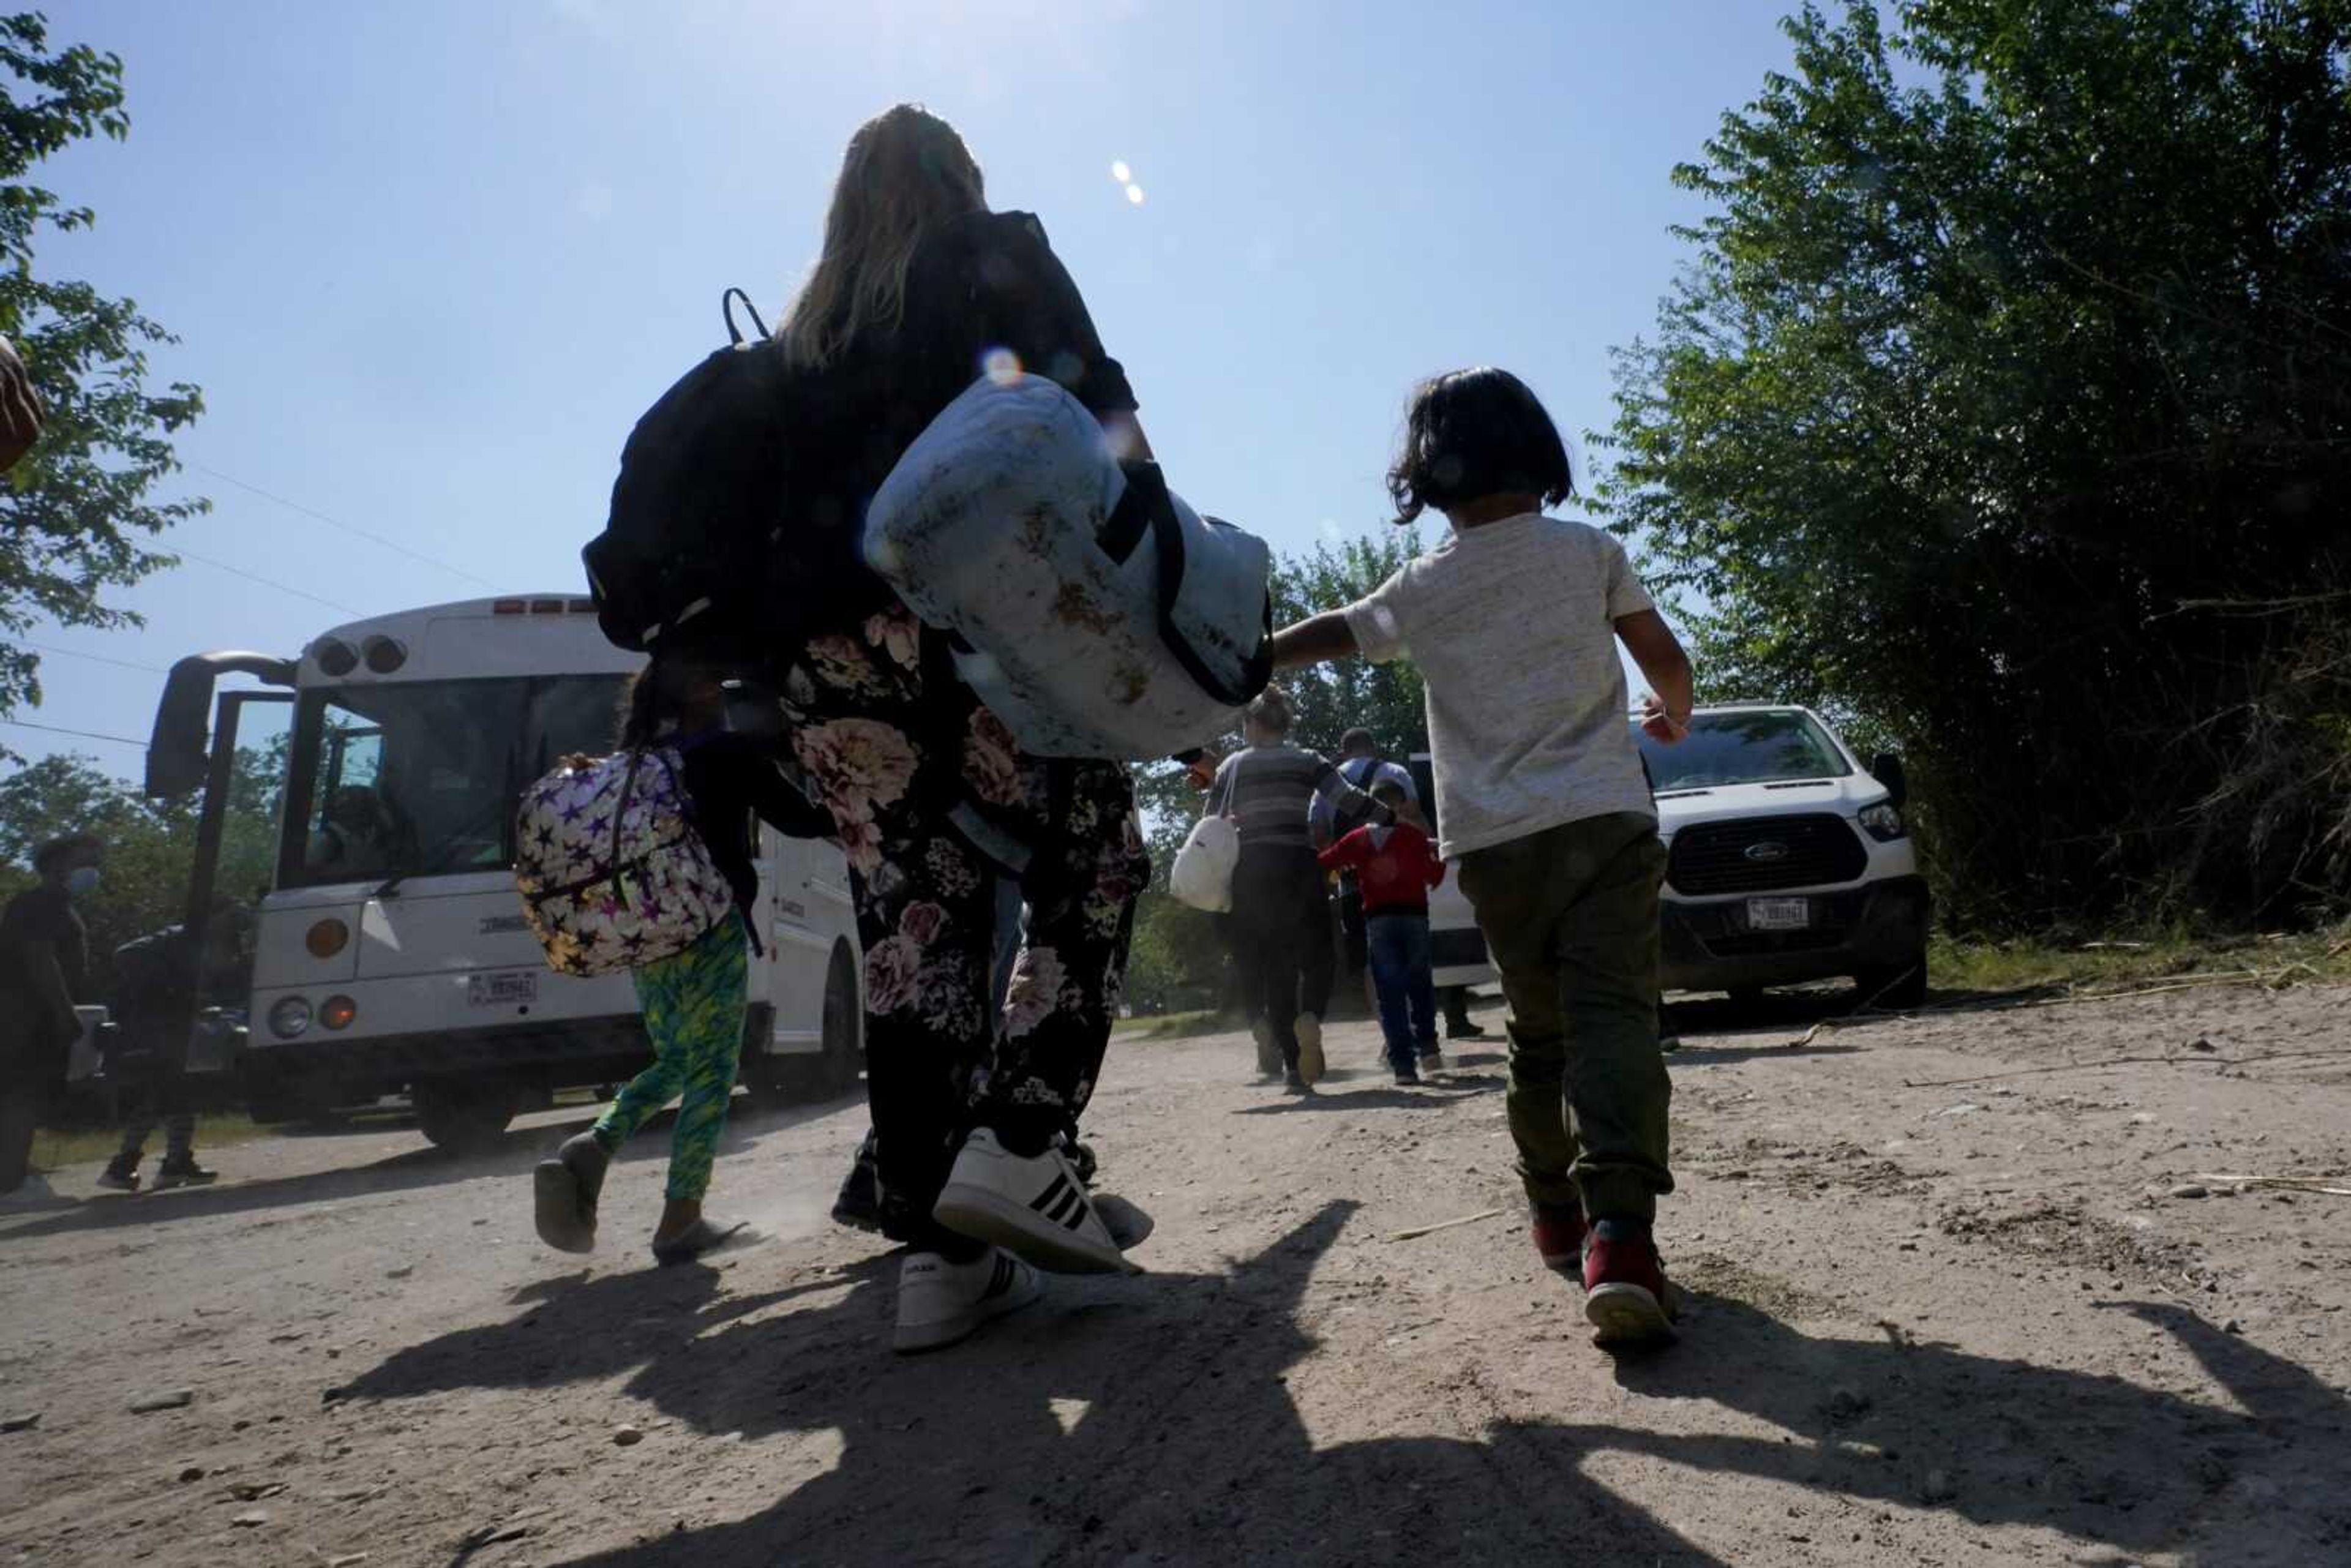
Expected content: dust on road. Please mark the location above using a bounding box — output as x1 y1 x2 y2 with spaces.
4 986 2348 1567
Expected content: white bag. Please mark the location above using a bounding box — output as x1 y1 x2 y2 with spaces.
863 372 1272 759
1169 814 1240 913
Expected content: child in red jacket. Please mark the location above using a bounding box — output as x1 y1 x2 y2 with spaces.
1318 781 1445 1084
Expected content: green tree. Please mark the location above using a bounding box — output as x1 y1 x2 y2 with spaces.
0 13 204 724
0 749 280 999
1600 0 2351 928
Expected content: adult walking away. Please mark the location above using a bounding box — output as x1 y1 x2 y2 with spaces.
535 655 822 1265
0 834 100 1196
766 105 1152 1352
1318 780 1445 1084
1310 727 1419 1005
1273 367 1695 1348
1210 687 1388 1092
98 902 252 1193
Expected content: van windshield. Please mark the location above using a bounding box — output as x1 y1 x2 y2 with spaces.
1633 710 1851 792
279 675 628 889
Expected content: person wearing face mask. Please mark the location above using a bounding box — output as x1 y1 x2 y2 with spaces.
0 833 103 1195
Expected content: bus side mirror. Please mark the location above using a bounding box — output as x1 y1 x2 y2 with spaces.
1870 752 1908 811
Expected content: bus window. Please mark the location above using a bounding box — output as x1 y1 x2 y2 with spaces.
280 675 628 889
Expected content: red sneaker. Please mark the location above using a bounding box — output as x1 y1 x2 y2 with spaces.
1581 1218 1679 1348
1531 1201 1587 1277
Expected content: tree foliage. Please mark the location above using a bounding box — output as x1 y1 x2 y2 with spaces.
0 749 279 999
1600 0 2351 928
0 12 205 722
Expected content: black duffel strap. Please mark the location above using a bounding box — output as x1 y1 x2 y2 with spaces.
1117 460 1273 709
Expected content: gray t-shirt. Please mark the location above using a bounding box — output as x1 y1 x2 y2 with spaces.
1344 514 1655 858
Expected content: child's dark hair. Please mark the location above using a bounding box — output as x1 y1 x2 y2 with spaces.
1387 367 1575 523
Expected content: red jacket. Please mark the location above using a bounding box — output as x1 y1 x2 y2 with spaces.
1318 823 1445 917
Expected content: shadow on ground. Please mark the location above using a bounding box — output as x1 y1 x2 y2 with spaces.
343 1204 2349 1567
0 1090 858 1243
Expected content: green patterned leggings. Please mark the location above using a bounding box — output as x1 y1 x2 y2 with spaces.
594 912 748 1202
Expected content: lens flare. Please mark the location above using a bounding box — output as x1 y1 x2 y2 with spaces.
1109 160 1131 183
1125 184 1146 205
982 346 1023 384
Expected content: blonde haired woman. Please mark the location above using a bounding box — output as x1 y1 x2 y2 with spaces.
771 105 1152 1352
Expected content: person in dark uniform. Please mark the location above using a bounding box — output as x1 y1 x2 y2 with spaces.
97 901 252 1192
0 833 101 1195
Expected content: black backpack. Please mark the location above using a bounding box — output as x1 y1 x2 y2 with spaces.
583 290 795 659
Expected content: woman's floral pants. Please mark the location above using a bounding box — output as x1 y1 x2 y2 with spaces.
786 606 1149 1244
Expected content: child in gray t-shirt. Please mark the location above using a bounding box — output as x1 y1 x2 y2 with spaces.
1272 366 1695 1351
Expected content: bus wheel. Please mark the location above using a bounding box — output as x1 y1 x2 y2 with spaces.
777 943 863 1103
413 1078 517 1155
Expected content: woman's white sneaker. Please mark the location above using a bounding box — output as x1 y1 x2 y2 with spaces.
932 1128 1143 1275
892 1247 1043 1354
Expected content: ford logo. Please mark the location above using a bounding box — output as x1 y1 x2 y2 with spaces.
1744 841 1791 863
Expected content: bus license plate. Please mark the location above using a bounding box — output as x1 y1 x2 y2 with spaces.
468 970 538 1007
1747 898 1811 931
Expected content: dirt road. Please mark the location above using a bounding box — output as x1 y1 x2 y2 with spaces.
4 984 2349 1567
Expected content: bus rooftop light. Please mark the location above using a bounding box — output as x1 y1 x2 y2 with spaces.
312 637 359 677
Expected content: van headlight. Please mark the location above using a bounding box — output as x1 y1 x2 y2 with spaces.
1859 803 1907 842
268 996 313 1038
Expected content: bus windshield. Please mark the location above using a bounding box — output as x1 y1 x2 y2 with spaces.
279 674 628 889
1633 709 1852 792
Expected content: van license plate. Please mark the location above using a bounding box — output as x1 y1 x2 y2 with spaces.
468 970 538 1007
1747 898 1811 931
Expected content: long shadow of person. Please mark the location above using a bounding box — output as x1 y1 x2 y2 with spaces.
350 1203 1727 1566
1575 1291 2350 1561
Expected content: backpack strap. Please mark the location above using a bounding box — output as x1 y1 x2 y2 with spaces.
721 287 770 346
605 750 648 910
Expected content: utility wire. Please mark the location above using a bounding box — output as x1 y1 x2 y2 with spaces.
188 462 500 590
170 545 363 618
22 640 169 675
0 716 146 748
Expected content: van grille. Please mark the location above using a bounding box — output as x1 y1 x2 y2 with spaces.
1667 814 1867 896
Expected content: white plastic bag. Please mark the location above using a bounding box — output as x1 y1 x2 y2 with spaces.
1169 814 1240 913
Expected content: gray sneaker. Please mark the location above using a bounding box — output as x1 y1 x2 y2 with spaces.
532 1132 609 1253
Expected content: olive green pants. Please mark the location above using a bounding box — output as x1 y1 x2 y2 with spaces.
1456 811 1674 1222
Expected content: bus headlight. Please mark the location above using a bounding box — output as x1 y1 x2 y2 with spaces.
268 996 313 1038
306 918 350 958
1859 802 1908 842
320 996 358 1030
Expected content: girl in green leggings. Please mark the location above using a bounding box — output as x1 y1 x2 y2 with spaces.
534 656 822 1266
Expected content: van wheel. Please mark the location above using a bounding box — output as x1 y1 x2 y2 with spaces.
413 1079 517 1154
1854 956 1928 1012
778 943 863 1102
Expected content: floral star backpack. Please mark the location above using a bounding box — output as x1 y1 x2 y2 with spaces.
513 746 735 977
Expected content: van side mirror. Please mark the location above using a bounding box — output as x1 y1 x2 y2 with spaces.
1870 752 1908 810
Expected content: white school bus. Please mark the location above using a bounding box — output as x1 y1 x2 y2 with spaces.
147 595 863 1150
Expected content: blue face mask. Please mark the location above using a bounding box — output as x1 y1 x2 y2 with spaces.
65 865 100 897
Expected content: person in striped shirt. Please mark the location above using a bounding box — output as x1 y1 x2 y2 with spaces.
1206 687 1390 1091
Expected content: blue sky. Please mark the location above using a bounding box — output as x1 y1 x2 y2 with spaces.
15 0 1796 775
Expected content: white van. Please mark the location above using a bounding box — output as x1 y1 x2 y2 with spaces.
1636 705 1929 1005
148 595 863 1149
